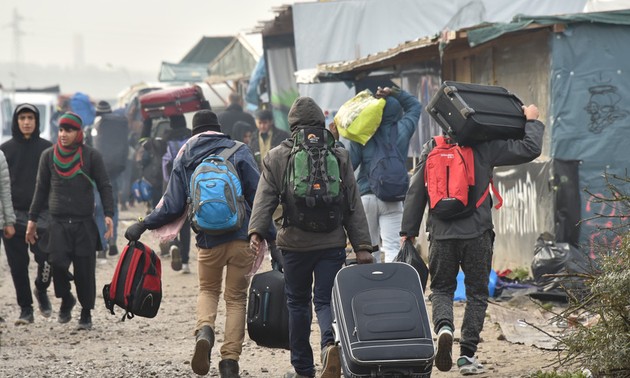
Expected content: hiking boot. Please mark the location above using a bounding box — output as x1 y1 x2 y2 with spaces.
181 263 191 274
320 344 341 378
219 359 240 378
58 294 76 324
170 244 182 271
15 307 34 325
457 355 485 375
97 249 107 259
77 308 92 330
34 288 52 317
191 325 214 375
108 244 119 256
435 326 454 372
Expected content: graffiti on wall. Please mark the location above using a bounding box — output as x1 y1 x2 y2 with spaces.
583 191 627 258
584 83 629 134
494 171 539 237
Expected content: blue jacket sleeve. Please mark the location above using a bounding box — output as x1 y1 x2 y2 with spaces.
142 159 188 229
349 140 363 170
393 90 421 144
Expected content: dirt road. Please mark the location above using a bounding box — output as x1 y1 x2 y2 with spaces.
0 205 565 377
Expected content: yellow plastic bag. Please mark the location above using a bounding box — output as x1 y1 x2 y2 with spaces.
334 89 386 145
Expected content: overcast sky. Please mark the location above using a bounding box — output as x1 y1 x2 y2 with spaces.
0 0 298 72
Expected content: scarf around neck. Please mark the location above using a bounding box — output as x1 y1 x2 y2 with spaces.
53 132 94 184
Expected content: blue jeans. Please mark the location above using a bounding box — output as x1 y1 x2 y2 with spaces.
282 247 346 377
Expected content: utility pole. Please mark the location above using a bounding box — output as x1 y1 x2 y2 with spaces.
8 8 24 66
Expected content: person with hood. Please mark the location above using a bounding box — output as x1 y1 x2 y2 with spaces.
161 114 192 274
1 103 52 325
249 109 290 169
123 110 273 378
248 97 374 378
231 120 255 145
400 105 543 375
348 86 421 263
26 112 114 331
91 100 128 258
218 92 256 138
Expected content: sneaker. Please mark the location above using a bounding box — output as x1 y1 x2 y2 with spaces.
435 326 454 372
77 308 92 330
181 263 190 274
108 244 119 256
58 294 76 324
97 249 107 259
457 355 485 375
34 288 52 317
15 307 34 325
320 344 341 378
170 244 182 271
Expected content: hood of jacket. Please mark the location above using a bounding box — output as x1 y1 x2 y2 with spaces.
381 96 403 125
12 103 41 141
287 97 326 133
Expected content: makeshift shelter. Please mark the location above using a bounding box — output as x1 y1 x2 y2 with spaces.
305 10 630 269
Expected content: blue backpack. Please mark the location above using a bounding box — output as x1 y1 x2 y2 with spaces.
188 142 246 235
368 126 409 202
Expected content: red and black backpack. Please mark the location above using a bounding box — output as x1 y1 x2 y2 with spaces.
103 241 162 321
424 135 502 220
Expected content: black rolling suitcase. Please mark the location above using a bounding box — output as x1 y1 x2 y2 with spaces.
332 262 434 377
427 81 526 146
247 268 290 350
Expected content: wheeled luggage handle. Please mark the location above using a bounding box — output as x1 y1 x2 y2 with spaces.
247 290 261 321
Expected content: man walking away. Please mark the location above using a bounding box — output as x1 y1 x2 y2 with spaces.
218 92 256 139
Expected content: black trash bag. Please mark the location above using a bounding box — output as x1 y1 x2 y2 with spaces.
530 233 593 302
394 239 428 292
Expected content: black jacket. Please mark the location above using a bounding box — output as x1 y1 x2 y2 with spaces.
29 144 114 221
0 104 52 212
218 104 256 137
92 113 129 180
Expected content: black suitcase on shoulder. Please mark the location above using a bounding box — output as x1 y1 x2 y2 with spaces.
427 81 526 146
247 268 290 350
332 263 434 377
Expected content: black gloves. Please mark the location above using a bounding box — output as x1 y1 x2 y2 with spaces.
125 221 147 241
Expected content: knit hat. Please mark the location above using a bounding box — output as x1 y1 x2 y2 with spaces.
95 100 112 115
192 110 221 135
58 112 83 130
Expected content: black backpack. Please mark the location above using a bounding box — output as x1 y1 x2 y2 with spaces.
368 126 409 202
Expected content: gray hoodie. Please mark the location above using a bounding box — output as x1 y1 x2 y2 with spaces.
248 97 372 252
0 150 16 228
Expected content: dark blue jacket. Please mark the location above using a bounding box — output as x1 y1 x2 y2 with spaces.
349 90 421 195
142 131 274 248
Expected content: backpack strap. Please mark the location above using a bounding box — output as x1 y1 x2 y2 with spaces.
218 141 244 161
475 178 503 210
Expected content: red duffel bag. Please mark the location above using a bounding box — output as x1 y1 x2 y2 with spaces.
139 85 206 119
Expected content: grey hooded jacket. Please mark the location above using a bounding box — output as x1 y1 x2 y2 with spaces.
248 97 372 253
0 150 15 228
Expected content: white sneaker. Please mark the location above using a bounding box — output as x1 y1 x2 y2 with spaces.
435 327 454 372
181 263 190 274
457 355 485 375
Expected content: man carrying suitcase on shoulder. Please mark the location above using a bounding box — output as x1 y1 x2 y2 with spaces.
400 104 544 375
248 97 373 378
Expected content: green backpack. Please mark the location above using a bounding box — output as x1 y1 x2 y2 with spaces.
282 127 344 232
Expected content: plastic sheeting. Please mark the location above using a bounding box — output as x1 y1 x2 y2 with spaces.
292 0 588 112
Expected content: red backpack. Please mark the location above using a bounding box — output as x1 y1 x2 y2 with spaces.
103 241 162 321
424 136 502 220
